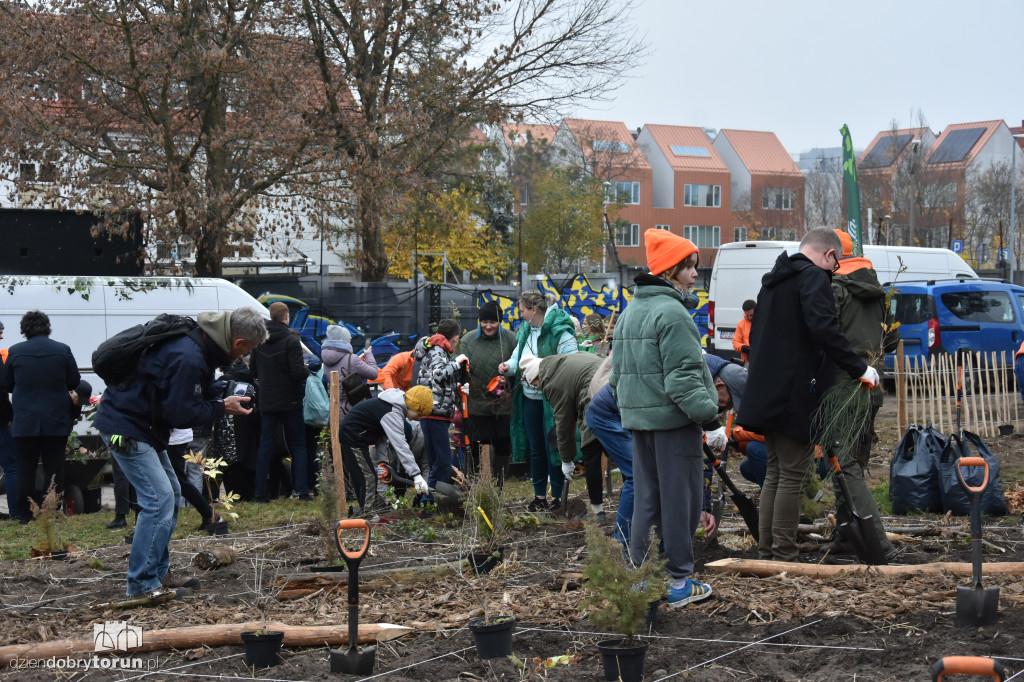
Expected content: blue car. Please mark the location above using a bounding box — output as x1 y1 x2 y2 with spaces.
885 279 1024 373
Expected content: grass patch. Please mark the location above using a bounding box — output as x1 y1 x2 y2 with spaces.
870 480 892 516
0 497 320 561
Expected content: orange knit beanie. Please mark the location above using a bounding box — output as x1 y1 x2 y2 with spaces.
645 230 698 276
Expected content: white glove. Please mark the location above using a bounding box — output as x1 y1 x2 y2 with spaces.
460 383 469 396
706 426 727 452
454 354 469 367
561 461 575 481
413 474 429 494
859 366 879 389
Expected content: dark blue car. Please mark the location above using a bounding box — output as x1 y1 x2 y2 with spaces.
885 279 1024 373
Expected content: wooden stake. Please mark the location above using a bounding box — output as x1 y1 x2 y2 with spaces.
0 622 412 665
896 340 907 433
928 354 937 428
329 371 346 516
978 350 987 436
913 356 921 425
969 353 981 434
943 353 954 435
480 444 492 484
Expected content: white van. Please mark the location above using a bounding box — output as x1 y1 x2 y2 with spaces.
0 275 269 395
707 242 978 359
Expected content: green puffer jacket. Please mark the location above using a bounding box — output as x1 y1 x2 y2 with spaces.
610 276 718 431
457 326 517 417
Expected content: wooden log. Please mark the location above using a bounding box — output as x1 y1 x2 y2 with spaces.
896 341 907 433
0 621 412 665
329 371 346 515
705 557 1024 578
192 547 238 570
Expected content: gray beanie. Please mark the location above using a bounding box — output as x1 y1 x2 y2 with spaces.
326 324 351 342
718 363 747 414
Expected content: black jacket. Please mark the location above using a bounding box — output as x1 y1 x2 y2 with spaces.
250 321 307 413
738 251 867 443
2 334 80 437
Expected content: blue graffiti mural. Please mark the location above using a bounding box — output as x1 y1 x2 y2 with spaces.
477 274 710 344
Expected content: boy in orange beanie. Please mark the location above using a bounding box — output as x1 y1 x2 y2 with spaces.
611 229 719 608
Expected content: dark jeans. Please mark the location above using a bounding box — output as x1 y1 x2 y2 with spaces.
522 397 563 500
15 435 66 520
254 409 308 498
166 443 214 521
304 425 322 493
421 418 453 489
581 440 605 505
0 427 18 518
339 442 378 510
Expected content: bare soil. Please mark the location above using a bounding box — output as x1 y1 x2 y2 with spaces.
1 399 1022 681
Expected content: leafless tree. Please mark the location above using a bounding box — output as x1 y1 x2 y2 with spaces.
0 0 330 276
804 154 843 229
300 0 648 280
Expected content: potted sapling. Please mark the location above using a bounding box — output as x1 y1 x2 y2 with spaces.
582 524 667 682
184 450 238 535
240 554 286 668
464 479 515 659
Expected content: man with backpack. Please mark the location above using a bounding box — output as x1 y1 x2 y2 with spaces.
251 302 311 503
94 307 268 603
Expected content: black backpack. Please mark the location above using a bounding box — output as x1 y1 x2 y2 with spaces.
92 314 206 386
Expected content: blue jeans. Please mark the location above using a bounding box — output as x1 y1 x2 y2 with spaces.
0 427 17 519
585 402 634 547
102 435 180 596
420 418 453 489
739 441 768 488
522 397 563 500
254 409 308 498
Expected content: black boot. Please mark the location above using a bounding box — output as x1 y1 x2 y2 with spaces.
106 515 127 529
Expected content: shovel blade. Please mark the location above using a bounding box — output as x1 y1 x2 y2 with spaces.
330 644 377 675
955 585 1000 627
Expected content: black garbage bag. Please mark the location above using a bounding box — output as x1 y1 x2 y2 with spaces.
890 423 945 515
938 430 1009 516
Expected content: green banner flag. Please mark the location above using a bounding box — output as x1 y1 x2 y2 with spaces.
840 124 864 257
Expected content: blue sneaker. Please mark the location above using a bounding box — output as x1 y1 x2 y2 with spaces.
667 579 712 608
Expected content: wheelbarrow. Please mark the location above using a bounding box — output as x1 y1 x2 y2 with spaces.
59 457 109 516
329 519 376 675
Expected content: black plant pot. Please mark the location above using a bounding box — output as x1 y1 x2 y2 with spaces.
207 521 230 536
597 638 649 682
241 630 284 668
466 547 504 575
999 424 1014 436
467 616 515 659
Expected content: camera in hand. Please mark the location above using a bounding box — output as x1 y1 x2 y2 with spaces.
223 380 256 406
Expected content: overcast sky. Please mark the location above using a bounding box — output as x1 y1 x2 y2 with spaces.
571 0 1024 156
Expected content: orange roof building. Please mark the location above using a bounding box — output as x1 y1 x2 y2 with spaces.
713 129 805 242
